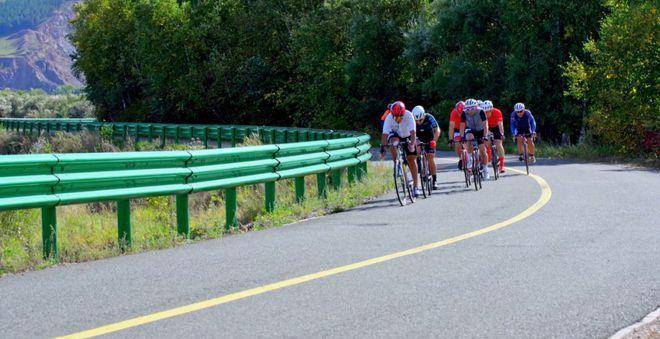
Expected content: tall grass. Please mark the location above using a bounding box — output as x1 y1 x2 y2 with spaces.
0 131 389 274
0 164 389 275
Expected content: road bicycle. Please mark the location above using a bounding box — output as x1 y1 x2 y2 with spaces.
462 138 483 191
416 141 434 198
486 133 500 180
389 140 415 206
452 140 471 189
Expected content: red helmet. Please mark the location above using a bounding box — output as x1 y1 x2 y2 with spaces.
391 101 406 117
455 101 465 114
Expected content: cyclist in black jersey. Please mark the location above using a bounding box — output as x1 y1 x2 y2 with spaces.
412 106 441 189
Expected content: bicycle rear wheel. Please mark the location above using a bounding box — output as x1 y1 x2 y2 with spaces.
491 148 499 180
394 161 407 206
418 157 429 199
462 151 470 188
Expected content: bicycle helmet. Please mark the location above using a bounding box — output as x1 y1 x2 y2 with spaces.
412 106 425 120
391 101 406 117
514 103 525 112
483 100 494 111
477 100 485 110
464 98 479 109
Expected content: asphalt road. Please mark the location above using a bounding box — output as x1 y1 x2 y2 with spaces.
1 154 658 338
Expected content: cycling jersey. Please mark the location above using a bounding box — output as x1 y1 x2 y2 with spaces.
487 108 503 129
416 113 439 142
450 108 462 131
461 109 487 131
383 110 416 138
510 109 537 136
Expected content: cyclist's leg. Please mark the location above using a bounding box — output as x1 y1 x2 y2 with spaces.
388 133 399 161
516 135 524 159
495 139 505 171
454 132 463 157
403 138 419 188
477 134 488 166
528 135 536 155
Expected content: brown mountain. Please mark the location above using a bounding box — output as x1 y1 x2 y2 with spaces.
0 1 82 92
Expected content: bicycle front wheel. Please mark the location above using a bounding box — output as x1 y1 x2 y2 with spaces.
394 161 407 206
472 153 480 191
491 149 499 180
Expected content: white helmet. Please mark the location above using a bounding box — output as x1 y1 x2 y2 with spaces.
514 103 525 112
483 100 494 111
464 98 478 109
412 106 425 120
477 100 484 109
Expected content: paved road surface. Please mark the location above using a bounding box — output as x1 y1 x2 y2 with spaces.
1 154 658 338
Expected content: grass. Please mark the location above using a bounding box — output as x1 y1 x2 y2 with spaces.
0 37 18 57
0 163 390 275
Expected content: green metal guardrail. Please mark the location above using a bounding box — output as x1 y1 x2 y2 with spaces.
0 118 371 260
0 118 355 147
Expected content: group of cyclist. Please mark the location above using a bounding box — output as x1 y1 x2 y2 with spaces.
380 99 537 198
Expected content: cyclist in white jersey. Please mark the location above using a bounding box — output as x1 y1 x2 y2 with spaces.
380 101 420 197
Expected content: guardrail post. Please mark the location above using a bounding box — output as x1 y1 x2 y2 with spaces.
216 127 222 148
347 166 356 185
176 194 190 238
161 127 167 147
332 169 342 190
231 127 237 147
271 129 277 144
41 207 58 260
175 126 181 144
317 173 327 198
117 199 131 251
265 182 276 212
203 128 209 149
356 163 366 181
148 125 154 142
225 188 237 230
361 162 368 176
123 125 128 142
36 123 41 136
295 177 305 203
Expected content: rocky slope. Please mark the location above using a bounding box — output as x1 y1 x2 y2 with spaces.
0 1 82 92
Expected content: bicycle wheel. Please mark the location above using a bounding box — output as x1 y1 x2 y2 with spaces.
462 151 470 188
472 152 480 191
491 148 499 180
403 163 416 203
523 142 530 175
418 156 429 199
394 160 407 206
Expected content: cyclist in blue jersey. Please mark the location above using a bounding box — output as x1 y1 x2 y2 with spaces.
510 103 537 163
413 106 441 190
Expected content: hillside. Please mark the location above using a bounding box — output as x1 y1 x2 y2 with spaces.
0 1 82 92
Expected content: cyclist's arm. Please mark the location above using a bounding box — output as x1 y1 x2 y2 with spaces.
498 121 505 137
428 115 441 141
480 111 489 136
380 134 388 148
448 121 455 140
529 112 537 134
510 113 518 136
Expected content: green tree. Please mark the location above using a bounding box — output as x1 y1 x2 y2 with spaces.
564 0 659 154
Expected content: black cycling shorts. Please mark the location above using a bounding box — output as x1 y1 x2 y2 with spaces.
464 129 485 145
388 132 418 157
418 139 436 154
491 128 503 140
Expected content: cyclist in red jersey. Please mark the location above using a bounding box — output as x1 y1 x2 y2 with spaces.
483 100 506 173
448 101 465 169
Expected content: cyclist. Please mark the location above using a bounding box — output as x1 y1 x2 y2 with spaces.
459 98 490 180
380 101 421 197
483 100 506 173
510 103 537 163
448 101 465 169
413 105 441 190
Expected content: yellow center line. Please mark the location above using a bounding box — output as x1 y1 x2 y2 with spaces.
58 168 552 339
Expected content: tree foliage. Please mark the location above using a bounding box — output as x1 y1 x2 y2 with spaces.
0 89 95 119
70 0 656 152
564 0 659 154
